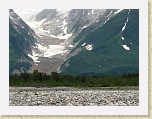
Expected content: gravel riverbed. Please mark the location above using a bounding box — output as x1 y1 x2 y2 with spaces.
9 87 139 106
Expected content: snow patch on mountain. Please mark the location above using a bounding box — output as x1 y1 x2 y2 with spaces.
10 16 13 19
82 42 86 46
115 9 123 14
122 9 130 32
69 44 74 48
13 9 42 22
57 33 73 40
86 44 93 50
92 9 95 14
105 11 113 17
122 37 124 40
28 52 40 63
82 26 88 30
122 44 130 50
26 18 47 35
56 9 71 15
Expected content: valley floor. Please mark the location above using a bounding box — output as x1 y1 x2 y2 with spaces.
9 86 139 106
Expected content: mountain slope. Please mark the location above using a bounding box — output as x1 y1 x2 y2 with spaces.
60 9 139 76
9 9 37 74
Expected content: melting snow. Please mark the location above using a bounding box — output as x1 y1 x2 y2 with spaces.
43 21 52 25
32 45 37 48
62 19 67 27
92 9 95 14
28 52 40 63
26 18 46 35
122 17 128 31
82 42 86 46
56 9 71 15
31 43 69 60
43 45 68 58
60 19 68 34
50 34 58 38
37 35 42 39
128 9 130 14
82 26 88 30
10 16 13 19
63 27 67 34
69 44 74 48
104 17 110 24
122 37 124 40
36 43 47 51
105 11 113 17
115 9 123 14
122 10 130 32
122 44 130 50
86 44 93 50
57 33 72 40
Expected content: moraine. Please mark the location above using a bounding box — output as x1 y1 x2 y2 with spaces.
9 87 139 106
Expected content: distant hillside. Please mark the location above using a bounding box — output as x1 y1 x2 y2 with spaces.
9 9 37 74
60 9 139 76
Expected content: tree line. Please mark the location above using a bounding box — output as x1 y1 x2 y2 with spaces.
9 70 139 87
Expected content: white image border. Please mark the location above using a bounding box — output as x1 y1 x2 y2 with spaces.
0 0 148 115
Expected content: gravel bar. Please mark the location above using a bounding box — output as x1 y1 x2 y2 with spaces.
9 87 139 106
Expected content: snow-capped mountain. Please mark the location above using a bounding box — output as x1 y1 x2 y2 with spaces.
15 9 119 43
13 9 42 22
10 9 138 76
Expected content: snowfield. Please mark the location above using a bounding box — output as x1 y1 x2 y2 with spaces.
29 43 68 63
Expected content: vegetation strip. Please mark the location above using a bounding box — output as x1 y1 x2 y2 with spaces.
10 70 139 87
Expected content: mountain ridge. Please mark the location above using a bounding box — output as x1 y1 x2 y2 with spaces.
9 9 139 76
60 9 139 76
